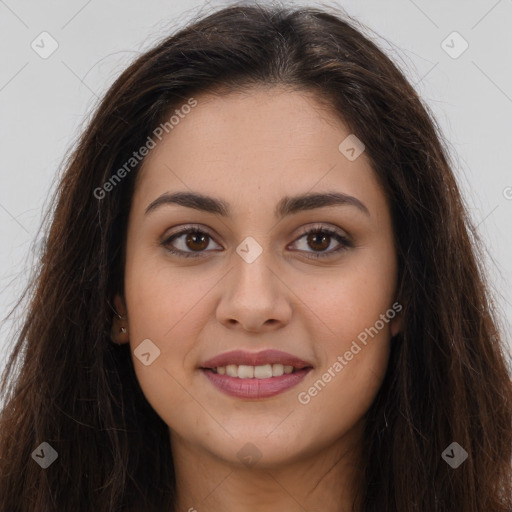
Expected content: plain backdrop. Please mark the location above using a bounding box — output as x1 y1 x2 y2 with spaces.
1 0 511 381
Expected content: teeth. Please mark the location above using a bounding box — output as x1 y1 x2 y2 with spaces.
212 363 297 378
254 364 272 379
238 365 254 379
272 363 284 377
226 364 238 377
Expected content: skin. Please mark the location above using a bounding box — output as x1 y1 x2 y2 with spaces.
113 86 402 512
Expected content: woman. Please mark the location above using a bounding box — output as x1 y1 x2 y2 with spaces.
0 3 510 511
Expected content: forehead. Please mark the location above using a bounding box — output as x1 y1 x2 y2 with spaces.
141 86 349 169
132 86 386 217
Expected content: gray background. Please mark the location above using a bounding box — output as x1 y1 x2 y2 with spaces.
1 0 511 379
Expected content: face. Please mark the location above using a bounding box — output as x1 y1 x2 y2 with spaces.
114 86 401 468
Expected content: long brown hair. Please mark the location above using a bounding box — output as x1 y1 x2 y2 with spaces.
1 3 511 511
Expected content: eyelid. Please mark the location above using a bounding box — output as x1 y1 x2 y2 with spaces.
292 223 351 243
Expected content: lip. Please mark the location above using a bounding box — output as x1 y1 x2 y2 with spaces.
200 349 312 370
199 349 313 399
201 367 312 399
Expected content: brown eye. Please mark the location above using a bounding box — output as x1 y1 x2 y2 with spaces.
162 227 221 258
290 226 352 259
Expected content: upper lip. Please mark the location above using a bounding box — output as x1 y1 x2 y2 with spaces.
200 349 313 370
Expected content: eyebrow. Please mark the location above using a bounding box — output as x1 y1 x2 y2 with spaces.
145 190 370 218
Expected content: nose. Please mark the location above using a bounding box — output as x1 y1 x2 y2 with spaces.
215 251 292 333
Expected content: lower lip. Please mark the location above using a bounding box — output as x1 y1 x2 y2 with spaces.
201 368 312 399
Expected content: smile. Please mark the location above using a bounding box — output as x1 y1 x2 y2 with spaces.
200 349 313 399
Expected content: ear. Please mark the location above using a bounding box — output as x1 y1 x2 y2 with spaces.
113 293 127 317
389 307 403 338
110 293 129 345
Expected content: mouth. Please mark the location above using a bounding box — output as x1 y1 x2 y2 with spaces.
199 349 313 399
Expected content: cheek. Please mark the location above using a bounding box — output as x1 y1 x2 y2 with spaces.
295 337 391 446
124 265 206 427
123 251 217 406
296 280 394 432
122 255 182 373
304 250 397 345
124 245 205 341
295 246 396 409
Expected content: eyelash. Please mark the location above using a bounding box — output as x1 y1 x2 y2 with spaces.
161 224 352 260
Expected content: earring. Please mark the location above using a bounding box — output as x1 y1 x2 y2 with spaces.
108 299 128 343
111 323 128 344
